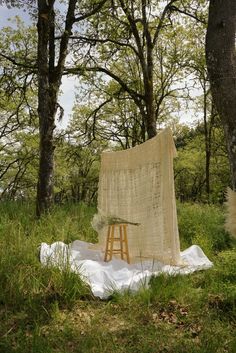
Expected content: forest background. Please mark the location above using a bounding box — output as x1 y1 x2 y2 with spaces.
0 0 231 209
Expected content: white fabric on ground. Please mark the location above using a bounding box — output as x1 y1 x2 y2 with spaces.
40 241 213 299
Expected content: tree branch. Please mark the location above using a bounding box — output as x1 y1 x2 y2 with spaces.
169 5 207 25
74 0 107 22
55 0 77 82
119 0 145 67
69 35 139 57
0 52 36 71
65 65 144 103
153 0 178 46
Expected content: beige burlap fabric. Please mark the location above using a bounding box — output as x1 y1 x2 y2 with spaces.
96 128 181 265
225 187 236 238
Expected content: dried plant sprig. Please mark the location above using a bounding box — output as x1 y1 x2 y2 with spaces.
91 213 140 232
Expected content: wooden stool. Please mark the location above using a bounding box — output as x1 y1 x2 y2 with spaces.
104 223 130 264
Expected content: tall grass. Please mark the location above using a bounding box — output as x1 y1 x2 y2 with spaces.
0 201 235 353
0 201 96 351
177 202 233 256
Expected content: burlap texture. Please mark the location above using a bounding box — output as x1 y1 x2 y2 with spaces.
225 187 236 238
97 128 181 265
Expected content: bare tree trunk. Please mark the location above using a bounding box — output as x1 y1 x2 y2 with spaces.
142 0 156 139
144 42 156 139
206 0 236 190
202 81 210 201
36 0 56 217
36 0 77 217
202 80 215 202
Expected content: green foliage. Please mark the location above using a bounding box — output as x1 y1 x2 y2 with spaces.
0 201 235 352
0 6 230 207
0 18 38 200
177 202 232 255
0 202 96 310
174 123 230 203
54 139 102 205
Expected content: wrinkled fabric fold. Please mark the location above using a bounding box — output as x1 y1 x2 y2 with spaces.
40 240 213 299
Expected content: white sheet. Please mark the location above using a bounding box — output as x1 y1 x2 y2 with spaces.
40 241 213 299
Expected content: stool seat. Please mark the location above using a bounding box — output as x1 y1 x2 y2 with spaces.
104 223 130 264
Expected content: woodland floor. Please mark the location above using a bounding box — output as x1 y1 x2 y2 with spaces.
0 202 235 353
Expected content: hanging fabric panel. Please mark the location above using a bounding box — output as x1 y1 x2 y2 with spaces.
97 128 181 265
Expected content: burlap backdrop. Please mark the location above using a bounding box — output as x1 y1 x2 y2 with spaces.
97 128 181 265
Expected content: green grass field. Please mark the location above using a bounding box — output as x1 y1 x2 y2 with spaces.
0 202 235 353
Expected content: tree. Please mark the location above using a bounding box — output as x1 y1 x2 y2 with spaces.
206 0 236 190
36 0 107 216
0 0 107 215
69 0 205 145
185 27 216 202
69 0 191 140
0 19 39 200
53 134 103 204
174 122 230 203
36 0 76 216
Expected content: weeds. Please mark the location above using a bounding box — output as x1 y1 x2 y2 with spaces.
0 201 235 352
177 202 232 255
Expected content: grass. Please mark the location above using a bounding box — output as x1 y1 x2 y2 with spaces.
177 202 233 255
0 201 235 352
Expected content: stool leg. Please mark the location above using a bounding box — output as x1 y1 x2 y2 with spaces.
123 225 130 264
109 225 115 261
104 225 111 262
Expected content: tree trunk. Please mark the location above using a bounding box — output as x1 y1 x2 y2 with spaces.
144 46 156 139
36 0 56 217
206 0 236 190
202 80 211 201
142 0 156 139
36 0 77 217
